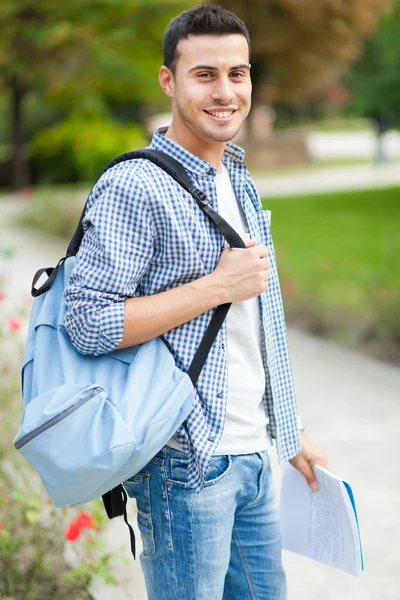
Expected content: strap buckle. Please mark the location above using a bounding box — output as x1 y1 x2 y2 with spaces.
189 187 209 207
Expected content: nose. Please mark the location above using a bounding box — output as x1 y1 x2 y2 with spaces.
211 75 235 105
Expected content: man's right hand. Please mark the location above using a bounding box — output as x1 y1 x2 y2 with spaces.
211 239 270 304
117 240 270 348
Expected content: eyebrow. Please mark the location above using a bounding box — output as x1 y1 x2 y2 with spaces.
188 64 250 73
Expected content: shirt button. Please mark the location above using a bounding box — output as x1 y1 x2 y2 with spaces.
221 343 225 350
217 392 223 399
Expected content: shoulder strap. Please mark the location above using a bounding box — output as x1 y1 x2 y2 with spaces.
33 149 246 383
32 148 246 383
32 149 244 298
66 149 244 257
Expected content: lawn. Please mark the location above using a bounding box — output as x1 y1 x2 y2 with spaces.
263 186 400 312
262 186 400 363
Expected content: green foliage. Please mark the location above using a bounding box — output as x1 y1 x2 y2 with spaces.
345 1 400 125
30 117 148 183
263 185 400 364
215 0 388 103
0 0 195 187
0 0 193 104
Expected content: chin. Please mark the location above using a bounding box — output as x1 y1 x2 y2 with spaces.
204 127 242 143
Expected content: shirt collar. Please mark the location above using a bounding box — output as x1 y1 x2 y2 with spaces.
150 126 246 176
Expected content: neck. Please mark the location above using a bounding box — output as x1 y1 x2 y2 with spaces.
165 122 225 172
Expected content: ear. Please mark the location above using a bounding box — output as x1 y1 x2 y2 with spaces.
159 66 175 99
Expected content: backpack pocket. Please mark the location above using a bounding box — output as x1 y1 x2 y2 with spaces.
14 383 135 507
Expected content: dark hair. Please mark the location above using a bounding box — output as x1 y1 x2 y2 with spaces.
163 4 251 73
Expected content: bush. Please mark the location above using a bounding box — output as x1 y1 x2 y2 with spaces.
16 185 88 240
30 117 148 184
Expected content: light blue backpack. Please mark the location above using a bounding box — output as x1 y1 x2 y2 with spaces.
14 149 244 557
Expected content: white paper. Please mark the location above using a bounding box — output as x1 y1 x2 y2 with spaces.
280 463 363 577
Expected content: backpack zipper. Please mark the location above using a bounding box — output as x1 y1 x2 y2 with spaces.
15 387 103 450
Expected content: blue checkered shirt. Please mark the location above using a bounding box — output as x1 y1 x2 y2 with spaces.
64 127 301 490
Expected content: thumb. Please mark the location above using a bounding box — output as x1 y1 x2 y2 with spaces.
245 238 257 248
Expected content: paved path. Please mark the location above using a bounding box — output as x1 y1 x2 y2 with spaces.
254 162 400 197
1 183 399 599
306 131 400 162
88 331 400 600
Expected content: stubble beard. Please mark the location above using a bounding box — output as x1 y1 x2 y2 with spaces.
177 99 248 143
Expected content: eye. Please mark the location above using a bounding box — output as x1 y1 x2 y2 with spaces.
231 71 246 79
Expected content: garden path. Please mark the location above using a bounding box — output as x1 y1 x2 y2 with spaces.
254 161 400 197
1 178 399 599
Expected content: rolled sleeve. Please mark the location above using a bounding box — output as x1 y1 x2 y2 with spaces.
64 165 155 356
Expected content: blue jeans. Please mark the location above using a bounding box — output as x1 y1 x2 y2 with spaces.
124 446 286 600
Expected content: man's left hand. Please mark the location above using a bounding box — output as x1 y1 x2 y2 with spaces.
289 431 328 492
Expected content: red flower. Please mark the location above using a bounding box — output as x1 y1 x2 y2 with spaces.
7 317 22 332
64 512 97 542
64 521 82 541
0 292 5 302
0 522 3 537
75 512 96 529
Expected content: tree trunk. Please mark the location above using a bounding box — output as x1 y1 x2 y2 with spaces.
10 77 30 190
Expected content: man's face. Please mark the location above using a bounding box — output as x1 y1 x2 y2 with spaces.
164 34 251 144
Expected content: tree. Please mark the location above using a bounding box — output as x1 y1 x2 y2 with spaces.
0 0 193 189
214 0 389 106
345 0 400 126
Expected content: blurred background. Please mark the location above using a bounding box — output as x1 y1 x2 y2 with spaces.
1 1 399 599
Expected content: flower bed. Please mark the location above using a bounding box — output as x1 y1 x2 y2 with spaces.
0 248 116 600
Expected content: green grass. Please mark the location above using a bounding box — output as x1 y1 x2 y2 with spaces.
262 186 400 314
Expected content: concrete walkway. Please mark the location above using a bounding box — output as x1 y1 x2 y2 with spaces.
88 331 400 600
254 162 400 197
1 176 399 599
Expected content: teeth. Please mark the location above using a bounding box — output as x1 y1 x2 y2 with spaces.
207 110 233 118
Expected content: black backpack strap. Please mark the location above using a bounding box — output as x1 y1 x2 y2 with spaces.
102 486 135 558
66 149 245 258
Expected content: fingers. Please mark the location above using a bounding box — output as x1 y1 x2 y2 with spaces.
290 455 319 492
257 244 269 258
244 240 269 258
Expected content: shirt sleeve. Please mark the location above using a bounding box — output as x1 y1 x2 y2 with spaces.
64 165 155 356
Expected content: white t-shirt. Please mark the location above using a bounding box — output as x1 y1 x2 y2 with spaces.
167 162 271 454
213 163 271 454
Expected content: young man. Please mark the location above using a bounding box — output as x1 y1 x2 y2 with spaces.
64 5 327 599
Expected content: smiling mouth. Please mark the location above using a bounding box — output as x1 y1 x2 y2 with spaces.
204 109 237 119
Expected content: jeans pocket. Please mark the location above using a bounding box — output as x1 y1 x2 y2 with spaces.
169 456 190 488
203 455 232 487
124 471 155 556
169 455 231 489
